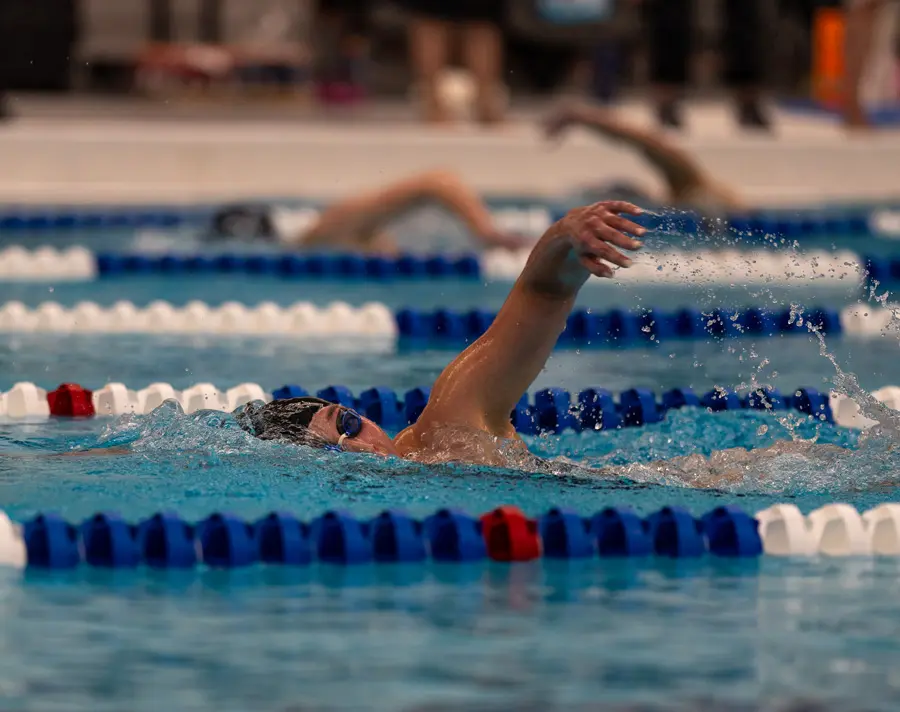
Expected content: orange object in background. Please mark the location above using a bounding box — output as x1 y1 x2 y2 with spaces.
812 8 846 107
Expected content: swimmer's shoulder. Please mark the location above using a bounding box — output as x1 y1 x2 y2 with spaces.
393 421 525 466
393 424 421 458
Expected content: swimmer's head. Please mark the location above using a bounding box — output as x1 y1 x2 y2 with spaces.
208 205 278 242
238 397 399 457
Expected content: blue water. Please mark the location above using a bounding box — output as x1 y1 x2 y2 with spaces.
3 217 900 711
1 331 899 396
2 407 900 711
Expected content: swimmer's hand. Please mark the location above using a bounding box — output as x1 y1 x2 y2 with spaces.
557 200 645 279
521 200 644 297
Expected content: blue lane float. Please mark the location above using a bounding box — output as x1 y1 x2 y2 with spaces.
95 252 483 280
2 202 897 240
270 384 835 431
18 505 764 570
588 508 653 557
137 512 198 568
77 250 900 285
395 306 842 344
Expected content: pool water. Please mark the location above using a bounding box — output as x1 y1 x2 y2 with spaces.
3 557 900 712
3 215 900 711
0 407 899 711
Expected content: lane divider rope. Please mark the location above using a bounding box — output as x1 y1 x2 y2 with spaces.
1 301 894 341
2 503 898 571
0 381 838 428
0 246 96 281
0 246 866 284
1 203 897 241
0 300 397 337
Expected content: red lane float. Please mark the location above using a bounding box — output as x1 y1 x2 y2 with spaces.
47 384 95 417
480 506 541 562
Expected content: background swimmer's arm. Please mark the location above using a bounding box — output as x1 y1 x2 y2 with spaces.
413 201 644 436
543 103 743 209
297 171 527 251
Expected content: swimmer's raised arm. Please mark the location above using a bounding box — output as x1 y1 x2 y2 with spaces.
295 170 528 252
542 101 743 210
407 201 644 439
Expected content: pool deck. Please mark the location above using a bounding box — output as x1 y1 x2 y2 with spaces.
1 95 899 206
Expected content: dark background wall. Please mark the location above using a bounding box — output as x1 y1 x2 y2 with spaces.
0 0 77 90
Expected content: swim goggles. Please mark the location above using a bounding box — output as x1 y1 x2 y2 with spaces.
335 407 363 450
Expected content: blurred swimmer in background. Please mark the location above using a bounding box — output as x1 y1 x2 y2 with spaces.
208 170 529 254
541 100 745 217
207 103 750 254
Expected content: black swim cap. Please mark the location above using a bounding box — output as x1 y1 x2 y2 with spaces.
237 397 334 446
208 205 278 241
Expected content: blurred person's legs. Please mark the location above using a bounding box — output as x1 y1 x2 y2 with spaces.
407 14 453 121
645 0 691 128
461 19 505 124
722 0 770 129
843 0 891 128
645 0 769 129
0 20 8 121
402 0 506 124
314 0 371 102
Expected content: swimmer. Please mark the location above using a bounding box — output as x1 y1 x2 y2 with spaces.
48 198 850 485
541 100 745 216
65 200 644 466
208 170 529 253
224 199 646 465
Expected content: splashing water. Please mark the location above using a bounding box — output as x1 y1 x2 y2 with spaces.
65 395 899 497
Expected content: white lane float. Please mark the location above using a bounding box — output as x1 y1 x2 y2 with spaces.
0 511 26 569
840 303 900 336
0 246 96 282
93 381 272 415
862 504 900 555
0 383 50 420
756 503 900 556
830 385 900 429
755 504 817 556
1 381 275 418
0 300 398 338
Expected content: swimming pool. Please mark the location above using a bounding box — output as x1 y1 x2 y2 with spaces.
2 201 900 712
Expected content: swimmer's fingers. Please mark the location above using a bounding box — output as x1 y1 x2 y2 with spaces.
591 200 643 217
586 216 643 251
577 253 615 279
579 230 632 268
602 215 646 243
